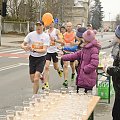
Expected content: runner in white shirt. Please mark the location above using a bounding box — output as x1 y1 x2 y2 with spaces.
42 21 63 90
21 20 50 94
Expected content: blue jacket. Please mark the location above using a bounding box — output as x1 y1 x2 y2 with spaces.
63 46 78 52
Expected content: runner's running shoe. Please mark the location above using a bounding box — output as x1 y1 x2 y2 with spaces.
71 73 75 81
63 80 68 88
42 82 49 90
58 70 63 77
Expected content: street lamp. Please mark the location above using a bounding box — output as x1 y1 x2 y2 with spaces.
109 12 111 21
24 0 27 21
109 12 111 30
40 0 42 20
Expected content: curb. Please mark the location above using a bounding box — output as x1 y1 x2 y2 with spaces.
0 45 21 48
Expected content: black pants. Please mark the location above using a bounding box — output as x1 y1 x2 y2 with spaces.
60 59 64 68
112 93 120 120
77 86 92 93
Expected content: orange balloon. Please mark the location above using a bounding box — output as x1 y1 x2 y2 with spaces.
42 13 53 26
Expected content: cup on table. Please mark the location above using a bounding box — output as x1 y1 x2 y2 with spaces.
15 106 24 117
82 103 88 115
79 88 85 95
0 115 7 120
6 110 15 120
23 101 30 112
60 87 67 95
86 90 93 102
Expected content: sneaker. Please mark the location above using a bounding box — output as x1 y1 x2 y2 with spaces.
71 73 75 81
63 80 68 88
42 82 49 90
58 70 63 77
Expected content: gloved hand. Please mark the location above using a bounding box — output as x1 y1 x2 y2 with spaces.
107 66 120 77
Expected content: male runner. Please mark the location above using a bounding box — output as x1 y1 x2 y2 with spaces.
62 22 76 87
42 21 63 89
21 20 50 94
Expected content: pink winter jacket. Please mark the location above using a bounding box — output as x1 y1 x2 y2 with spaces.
62 39 99 89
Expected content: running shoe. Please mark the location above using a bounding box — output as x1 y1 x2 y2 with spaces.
42 82 49 90
71 73 75 82
63 80 68 88
58 70 63 77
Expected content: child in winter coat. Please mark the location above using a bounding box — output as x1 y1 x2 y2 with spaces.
62 30 100 93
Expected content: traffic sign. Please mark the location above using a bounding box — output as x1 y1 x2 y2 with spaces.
54 18 58 24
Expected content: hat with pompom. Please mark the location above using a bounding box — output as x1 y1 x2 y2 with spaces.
82 30 95 42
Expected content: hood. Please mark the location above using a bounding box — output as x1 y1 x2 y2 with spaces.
84 39 101 49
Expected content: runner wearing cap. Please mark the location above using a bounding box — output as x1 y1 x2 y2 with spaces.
21 20 50 94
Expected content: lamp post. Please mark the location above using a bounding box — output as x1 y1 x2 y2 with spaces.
61 0 63 22
24 0 27 21
40 0 42 20
109 12 111 31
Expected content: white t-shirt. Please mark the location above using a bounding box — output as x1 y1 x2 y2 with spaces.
24 31 50 57
46 28 59 53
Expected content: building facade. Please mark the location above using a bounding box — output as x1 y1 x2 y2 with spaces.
62 0 89 27
102 21 116 31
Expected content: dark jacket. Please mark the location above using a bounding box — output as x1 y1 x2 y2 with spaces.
107 43 120 96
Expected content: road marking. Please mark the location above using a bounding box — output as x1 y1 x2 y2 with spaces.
19 63 70 67
0 49 22 54
19 63 29 66
0 53 28 58
8 57 19 59
0 64 22 72
0 48 16 52
11 51 26 54
0 62 71 72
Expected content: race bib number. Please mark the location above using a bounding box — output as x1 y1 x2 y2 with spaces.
50 41 56 46
32 42 43 49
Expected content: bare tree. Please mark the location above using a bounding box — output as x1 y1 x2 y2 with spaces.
7 0 40 21
6 0 74 23
7 0 21 19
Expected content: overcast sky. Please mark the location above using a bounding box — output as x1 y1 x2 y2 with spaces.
100 0 120 21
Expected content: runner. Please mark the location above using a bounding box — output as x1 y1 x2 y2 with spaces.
60 26 67 35
87 24 93 30
42 21 63 90
21 20 50 94
62 22 76 88
76 24 82 30
60 26 67 68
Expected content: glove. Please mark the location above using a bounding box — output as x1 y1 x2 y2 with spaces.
107 66 115 76
107 66 120 77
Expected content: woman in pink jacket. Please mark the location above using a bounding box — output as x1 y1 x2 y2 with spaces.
62 30 100 93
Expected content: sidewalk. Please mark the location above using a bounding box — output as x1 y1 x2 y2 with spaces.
0 34 25 48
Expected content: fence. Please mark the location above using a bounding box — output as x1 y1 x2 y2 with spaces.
1 21 31 35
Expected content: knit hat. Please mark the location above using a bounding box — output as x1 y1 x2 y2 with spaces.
82 30 95 42
115 25 120 39
76 27 87 38
93 30 97 34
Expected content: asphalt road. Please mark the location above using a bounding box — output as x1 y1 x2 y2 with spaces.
0 33 115 119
